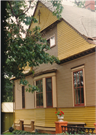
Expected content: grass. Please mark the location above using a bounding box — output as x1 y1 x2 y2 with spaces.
3 132 12 134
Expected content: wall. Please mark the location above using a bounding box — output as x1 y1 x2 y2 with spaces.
14 106 95 128
30 2 57 32
2 113 13 132
57 20 95 60
57 53 95 107
14 75 34 110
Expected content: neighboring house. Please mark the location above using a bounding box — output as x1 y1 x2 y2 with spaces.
2 102 14 133
13 0 96 133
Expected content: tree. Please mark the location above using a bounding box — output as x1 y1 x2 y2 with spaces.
2 77 13 102
2 0 63 94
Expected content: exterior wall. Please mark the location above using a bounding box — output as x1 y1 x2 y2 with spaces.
33 25 58 73
61 106 95 128
14 75 34 110
14 106 95 129
30 2 57 32
2 113 13 132
57 20 95 60
57 53 95 107
15 108 57 127
25 76 35 109
15 79 22 109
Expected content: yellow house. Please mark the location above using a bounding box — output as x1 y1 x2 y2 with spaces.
13 0 96 134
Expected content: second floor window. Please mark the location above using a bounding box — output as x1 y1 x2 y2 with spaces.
36 79 43 107
47 35 55 47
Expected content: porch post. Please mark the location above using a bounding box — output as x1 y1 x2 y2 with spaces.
94 123 96 133
55 121 68 134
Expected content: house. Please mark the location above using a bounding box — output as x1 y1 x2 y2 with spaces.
1 102 14 133
13 0 96 134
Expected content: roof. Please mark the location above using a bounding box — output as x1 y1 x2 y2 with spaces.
2 102 13 113
38 0 96 38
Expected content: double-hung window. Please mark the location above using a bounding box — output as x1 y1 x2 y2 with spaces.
36 79 43 107
73 69 84 106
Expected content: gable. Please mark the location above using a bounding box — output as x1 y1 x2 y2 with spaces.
29 2 57 32
57 20 95 60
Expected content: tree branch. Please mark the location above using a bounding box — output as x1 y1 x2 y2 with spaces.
8 1 18 18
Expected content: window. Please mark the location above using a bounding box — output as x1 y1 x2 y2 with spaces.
47 35 55 47
22 86 25 108
34 73 57 108
36 79 43 107
46 78 53 107
73 69 84 106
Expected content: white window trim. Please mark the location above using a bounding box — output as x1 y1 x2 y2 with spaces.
47 35 56 48
71 65 86 107
34 72 57 108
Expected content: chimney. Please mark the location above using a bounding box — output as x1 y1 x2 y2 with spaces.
85 0 95 11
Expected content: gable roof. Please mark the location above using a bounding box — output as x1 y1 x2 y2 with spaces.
37 0 96 38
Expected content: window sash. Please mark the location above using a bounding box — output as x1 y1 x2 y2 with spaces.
36 79 43 107
47 35 55 47
73 69 84 106
46 77 53 107
22 86 25 108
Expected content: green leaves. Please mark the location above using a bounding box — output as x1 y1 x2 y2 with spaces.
51 0 63 19
3 1 62 93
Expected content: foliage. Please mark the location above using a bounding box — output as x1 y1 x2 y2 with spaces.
2 78 13 102
12 129 48 134
51 0 63 19
74 0 85 8
2 0 63 93
55 109 64 116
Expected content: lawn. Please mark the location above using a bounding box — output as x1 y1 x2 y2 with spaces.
3 132 12 134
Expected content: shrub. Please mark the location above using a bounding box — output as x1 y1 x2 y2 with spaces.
9 127 14 132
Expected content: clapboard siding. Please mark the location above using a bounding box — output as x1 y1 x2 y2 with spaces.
15 80 22 109
25 76 35 109
15 106 95 128
15 75 34 110
30 2 57 32
57 53 95 107
57 21 95 60
61 107 95 127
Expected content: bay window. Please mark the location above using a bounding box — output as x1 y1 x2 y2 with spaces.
34 73 57 108
36 79 43 107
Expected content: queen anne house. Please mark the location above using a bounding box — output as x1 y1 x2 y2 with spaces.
13 0 96 133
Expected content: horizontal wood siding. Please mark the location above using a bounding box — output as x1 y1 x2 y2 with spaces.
25 76 35 109
15 80 22 109
57 21 95 60
60 106 95 128
57 53 95 107
45 108 57 127
15 109 35 124
30 2 57 32
15 106 95 128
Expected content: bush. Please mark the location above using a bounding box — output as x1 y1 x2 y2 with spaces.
12 130 48 134
9 127 14 132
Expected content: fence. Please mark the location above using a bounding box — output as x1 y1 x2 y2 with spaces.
61 126 95 134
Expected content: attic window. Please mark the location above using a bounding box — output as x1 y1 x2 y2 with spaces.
47 35 55 47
